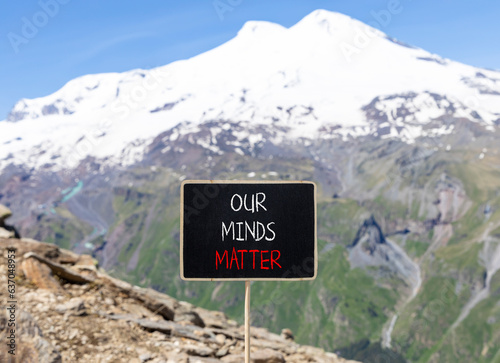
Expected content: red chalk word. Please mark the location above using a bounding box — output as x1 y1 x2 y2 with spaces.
216 248 282 270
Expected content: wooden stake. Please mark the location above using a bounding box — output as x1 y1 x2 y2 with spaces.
245 280 251 363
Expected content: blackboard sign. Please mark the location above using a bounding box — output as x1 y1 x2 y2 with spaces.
180 181 317 281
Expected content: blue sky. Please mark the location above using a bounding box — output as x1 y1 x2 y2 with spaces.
1 0 499 120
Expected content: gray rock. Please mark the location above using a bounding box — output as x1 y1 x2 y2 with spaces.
122 302 157 318
215 334 226 345
221 349 286 363
208 328 243 342
183 344 214 357
297 345 326 357
0 227 15 238
55 297 86 316
251 349 285 363
215 346 229 358
21 257 65 293
133 319 174 335
188 357 222 363
280 328 294 341
174 310 205 327
23 252 95 284
140 352 153 362
102 313 219 344
221 354 244 362
0 204 12 224
128 286 176 321
195 308 234 329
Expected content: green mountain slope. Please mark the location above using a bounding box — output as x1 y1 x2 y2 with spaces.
13 126 500 363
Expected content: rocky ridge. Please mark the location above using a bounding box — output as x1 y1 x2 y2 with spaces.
0 205 358 363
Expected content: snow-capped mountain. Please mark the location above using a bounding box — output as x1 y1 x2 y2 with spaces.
1 9 500 172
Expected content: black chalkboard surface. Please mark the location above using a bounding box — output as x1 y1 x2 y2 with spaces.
180 181 317 281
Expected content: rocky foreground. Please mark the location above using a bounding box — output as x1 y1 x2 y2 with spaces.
0 205 358 362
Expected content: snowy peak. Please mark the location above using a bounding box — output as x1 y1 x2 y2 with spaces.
296 9 354 28
2 9 426 124
237 20 286 37
1 9 500 171
7 72 120 122
291 9 385 40
6 70 157 122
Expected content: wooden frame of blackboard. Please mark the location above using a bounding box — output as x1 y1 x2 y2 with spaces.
180 180 317 281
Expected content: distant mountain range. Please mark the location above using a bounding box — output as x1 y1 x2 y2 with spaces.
2 9 499 171
1 9 500 363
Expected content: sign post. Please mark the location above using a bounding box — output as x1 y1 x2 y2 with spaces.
180 180 317 362
245 280 250 363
